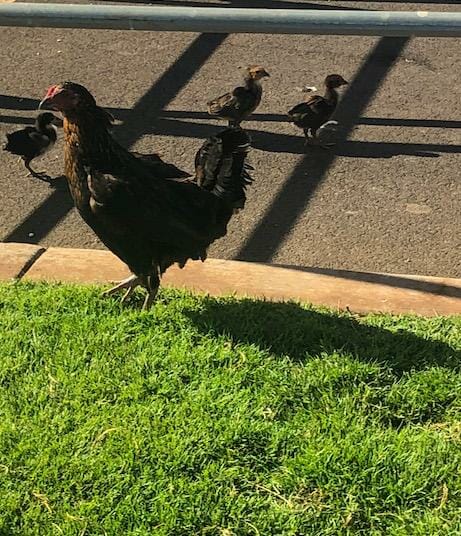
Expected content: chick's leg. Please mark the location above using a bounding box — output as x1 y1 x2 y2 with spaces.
24 158 51 182
303 129 313 146
311 128 335 150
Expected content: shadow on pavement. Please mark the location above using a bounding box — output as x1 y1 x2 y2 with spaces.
272 263 461 299
233 36 411 263
1 33 229 245
147 117 459 158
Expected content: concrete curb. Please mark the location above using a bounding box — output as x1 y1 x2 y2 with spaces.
0 242 460 316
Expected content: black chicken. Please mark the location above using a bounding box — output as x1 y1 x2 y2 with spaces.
288 74 348 147
207 65 270 127
3 112 58 181
86 109 190 179
130 151 191 180
39 82 253 309
194 128 253 211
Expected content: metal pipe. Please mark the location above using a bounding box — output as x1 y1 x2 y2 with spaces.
0 3 460 37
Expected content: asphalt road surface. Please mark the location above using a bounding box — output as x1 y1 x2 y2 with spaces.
1 0 460 278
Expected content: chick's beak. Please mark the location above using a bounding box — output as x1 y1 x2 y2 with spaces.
263 70 270 78
342 80 349 86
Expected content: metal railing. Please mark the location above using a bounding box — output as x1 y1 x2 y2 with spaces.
0 3 460 37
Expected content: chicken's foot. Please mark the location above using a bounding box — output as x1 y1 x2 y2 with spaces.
304 136 335 151
102 274 141 302
316 142 336 150
312 122 339 150
103 274 159 309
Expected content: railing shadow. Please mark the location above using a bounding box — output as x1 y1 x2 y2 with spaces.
157 110 461 129
1 32 228 244
271 263 461 298
234 36 411 263
3 108 461 131
146 117 460 158
1 31 457 287
2 177 74 244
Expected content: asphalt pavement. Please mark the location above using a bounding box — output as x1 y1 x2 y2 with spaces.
1 0 460 277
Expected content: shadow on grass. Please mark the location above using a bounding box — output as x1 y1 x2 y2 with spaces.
186 297 460 374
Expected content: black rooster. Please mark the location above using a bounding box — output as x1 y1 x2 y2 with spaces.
39 82 253 309
3 112 58 181
288 74 348 147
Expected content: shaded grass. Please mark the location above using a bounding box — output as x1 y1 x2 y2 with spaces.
0 282 460 535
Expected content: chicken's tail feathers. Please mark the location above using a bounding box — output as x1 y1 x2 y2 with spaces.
194 127 253 209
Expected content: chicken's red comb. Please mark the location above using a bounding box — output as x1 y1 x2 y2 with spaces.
45 85 60 98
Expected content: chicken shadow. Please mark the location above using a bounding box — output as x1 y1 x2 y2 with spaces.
185 296 460 375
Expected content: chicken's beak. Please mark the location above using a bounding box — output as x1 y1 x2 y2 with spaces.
342 80 349 86
263 70 270 78
38 85 63 111
38 97 53 110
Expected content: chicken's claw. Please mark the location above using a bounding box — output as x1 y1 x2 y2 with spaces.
103 275 141 300
103 274 158 310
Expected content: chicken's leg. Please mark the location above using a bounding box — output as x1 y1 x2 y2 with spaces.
303 128 312 146
312 127 336 150
228 120 241 129
142 288 158 311
103 273 159 310
24 159 51 182
304 130 335 151
142 274 160 311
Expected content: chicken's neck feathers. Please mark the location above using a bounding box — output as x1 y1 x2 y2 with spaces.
323 87 339 106
64 109 129 170
63 108 131 209
244 76 262 93
34 120 57 140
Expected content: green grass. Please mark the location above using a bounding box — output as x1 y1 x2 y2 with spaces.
0 282 460 536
